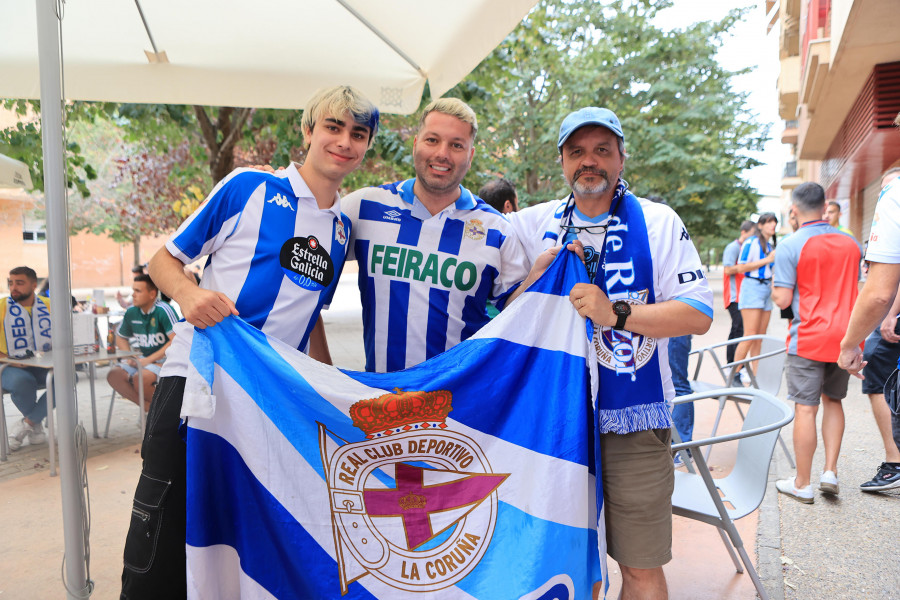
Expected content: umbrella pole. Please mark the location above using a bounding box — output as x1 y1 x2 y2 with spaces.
37 1 90 598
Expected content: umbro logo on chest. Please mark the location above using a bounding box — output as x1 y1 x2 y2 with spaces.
268 193 295 211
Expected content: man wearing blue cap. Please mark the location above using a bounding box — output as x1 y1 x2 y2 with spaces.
509 107 713 599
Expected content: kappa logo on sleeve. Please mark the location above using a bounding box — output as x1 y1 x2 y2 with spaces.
321 388 508 594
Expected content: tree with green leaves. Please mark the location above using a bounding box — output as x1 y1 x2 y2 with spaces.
449 0 767 254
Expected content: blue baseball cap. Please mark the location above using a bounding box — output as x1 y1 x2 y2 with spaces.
557 107 624 152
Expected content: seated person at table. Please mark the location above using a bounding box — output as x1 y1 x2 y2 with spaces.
1 266 52 451
106 275 176 411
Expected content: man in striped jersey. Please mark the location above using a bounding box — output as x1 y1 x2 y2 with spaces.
341 98 530 373
120 85 380 600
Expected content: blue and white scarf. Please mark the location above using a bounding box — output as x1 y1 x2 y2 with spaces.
4 296 52 357
569 180 669 434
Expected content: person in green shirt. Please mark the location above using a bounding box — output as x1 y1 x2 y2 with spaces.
107 274 176 411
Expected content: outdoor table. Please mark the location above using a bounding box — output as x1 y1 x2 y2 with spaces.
0 348 144 476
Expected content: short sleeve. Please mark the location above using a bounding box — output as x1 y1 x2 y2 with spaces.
722 242 739 267
157 307 176 335
490 225 530 308
773 238 799 289
655 206 713 316
866 183 900 264
166 169 265 265
117 310 134 338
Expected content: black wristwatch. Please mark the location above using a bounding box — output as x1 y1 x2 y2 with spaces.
612 300 631 331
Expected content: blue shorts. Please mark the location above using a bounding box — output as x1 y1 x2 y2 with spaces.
119 361 163 378
738 277 773 311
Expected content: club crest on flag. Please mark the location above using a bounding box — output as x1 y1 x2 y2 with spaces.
593 288 656 381
320 388 509 595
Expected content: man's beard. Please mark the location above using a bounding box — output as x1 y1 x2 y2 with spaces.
568 167 611 196
10 290 32 303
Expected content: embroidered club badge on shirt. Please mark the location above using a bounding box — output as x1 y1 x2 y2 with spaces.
464 219 486 241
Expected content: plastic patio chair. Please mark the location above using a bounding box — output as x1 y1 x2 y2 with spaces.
688 334 794 468
671 387 793 600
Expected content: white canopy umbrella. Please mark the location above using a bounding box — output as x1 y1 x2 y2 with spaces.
1 0 536 114
0 153 33 189
1 2 537 598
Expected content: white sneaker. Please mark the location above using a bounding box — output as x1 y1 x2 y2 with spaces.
29 421 46 445
739 370 752 386
8 418 34 451
776 476 814 504
819 470 839 495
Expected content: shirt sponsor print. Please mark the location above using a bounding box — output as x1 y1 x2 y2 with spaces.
370 245 478 292
280 235 335 291
321 388 508 594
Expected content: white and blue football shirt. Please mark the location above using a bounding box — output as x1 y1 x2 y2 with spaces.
509 195 713 403
342 179 530 373
738 235 773 280
160 164 351 378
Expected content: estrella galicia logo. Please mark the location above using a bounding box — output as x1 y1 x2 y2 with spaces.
279 236 334 290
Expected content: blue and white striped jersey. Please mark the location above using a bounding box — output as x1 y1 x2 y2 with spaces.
738 235 773 280
342 179 529 373
160 164 350 378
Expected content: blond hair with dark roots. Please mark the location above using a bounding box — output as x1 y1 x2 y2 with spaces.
418 98 478 140
301 85 380 149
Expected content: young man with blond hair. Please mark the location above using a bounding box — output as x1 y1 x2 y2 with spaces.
120 85 380 599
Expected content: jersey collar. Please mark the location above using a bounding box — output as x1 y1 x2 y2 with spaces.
800 219 828 228
397 178 477 217
286 163 342 218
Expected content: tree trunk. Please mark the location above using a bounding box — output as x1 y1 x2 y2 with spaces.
133 239 141 271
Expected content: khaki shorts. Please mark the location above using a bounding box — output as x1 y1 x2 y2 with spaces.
599 428 673 569
786 354 850 406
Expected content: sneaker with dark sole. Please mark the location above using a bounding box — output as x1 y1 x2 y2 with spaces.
860 462 900 492
776 476 814 504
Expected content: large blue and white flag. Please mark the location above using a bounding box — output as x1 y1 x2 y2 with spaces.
183 250 606 599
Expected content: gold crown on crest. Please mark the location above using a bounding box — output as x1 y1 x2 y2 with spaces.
349 388 453 439
398 492 427 511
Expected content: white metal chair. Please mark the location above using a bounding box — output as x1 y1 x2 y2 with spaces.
671 387 793 600
689 334 794 468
